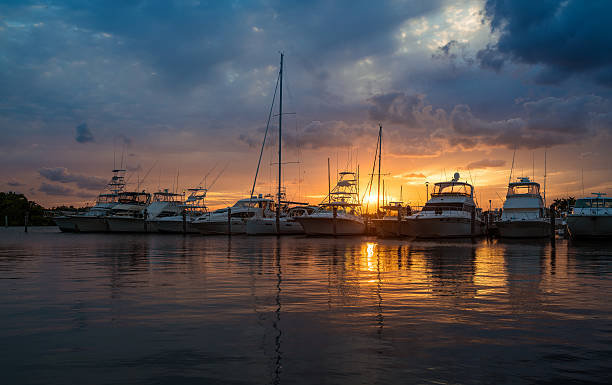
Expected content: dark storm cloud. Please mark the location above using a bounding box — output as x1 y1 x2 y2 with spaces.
367 92 447 130
39 182 74 196
75 123 94 143
466 159 506 169
449 95 612 149
480 0 612 85
38 167 107 190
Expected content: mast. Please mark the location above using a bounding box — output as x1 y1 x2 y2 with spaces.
508 146 516 185
377 124 382 216
543 150 547 206
328 158 331 203
276 52 283 235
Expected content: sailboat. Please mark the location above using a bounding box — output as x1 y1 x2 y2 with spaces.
245 53 311 235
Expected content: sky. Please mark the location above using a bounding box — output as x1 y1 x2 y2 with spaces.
1 0 611 209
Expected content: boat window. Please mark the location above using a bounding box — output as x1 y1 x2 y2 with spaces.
433 183 472 196
574 199 591 208
507 184 540 196
422 202 467 212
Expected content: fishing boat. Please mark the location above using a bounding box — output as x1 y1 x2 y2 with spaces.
295 171 366 236
55 168 126 232
149 187 208 234
104 191 152 232
192 195 276 235
497 177 550 238
566 193 612 238
402 173 484 238
372 202 412 237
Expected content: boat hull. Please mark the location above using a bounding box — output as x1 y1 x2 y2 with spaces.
295 217 365 236
150 219 198 234
193 219 248 235
106 217 149 233
246 218 304 235
71 216 109 233
497 220 550 238
567 215 612 238
403 216 483 238
54 216 78 232
372 219 409 237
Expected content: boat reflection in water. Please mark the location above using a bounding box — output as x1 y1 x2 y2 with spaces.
1 229 610 384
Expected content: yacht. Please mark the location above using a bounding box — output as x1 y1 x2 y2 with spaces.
192 195 276 235
566 193 612 238
497 177 550 238
55 168 126 232
150 187 209 234
246 204 316 235
295 172 366 236
105 191 152 232
403 173 484 238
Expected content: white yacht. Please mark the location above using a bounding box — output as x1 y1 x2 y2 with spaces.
566 193 612 238
403 173 484 238
497 177 550 238
105 191 152 232
246 205 316 235
55 168 126 232
148 188 208 234
295 172 366 236
192 195 276 235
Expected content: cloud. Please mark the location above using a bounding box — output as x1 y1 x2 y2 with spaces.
75 123 94 143
38 167 107 190
466 159 506 169
480 0 612 86
39 182 75 196
7 180 23 187
394 172 426 179
367 92 447 130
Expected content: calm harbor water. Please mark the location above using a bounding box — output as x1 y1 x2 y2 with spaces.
1 227 611 384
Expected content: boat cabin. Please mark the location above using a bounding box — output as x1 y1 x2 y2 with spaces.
117 191 151 205
572 194 612 212
507 177 541 197
431 181 473 197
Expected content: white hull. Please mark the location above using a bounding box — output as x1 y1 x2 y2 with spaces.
295 216 365 236
150 219 199 234
54 217 78 232
106 217 150 233
497 220 550 238
403 217 483 238
246 217 304 235
567 215 612 238
70 216 109 232
193 219 248 235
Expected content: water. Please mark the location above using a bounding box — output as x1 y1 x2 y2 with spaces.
1 227 611 384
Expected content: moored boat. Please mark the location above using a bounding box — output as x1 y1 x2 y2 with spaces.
566 193 612 238
192 195 276 235
497 177 550 238
402 173 483 238
295 171 365 236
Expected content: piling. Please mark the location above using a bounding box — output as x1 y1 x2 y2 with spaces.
227 208 232 235
332 206 337 236
5 215 8 227
470 206 476 237
550 206 556 248
24 211 29 233
182 210 187 234
143 209 148 233
396 206 401 237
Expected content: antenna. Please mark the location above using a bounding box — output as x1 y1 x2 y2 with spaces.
543 150 547 206
581 168 585 196
532 152 535 181
508 146 516 185
377 124 382 216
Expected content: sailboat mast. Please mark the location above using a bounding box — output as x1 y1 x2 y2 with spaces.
276 53 283 234
377 124 382 216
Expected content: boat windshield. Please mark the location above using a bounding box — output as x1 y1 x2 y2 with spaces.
234 199 273 210
97 194 118 204
432 182 473 197
118 192 150 204
574 198 612 208
507 183 540 196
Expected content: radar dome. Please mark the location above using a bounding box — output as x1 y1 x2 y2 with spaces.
453 172 460 181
